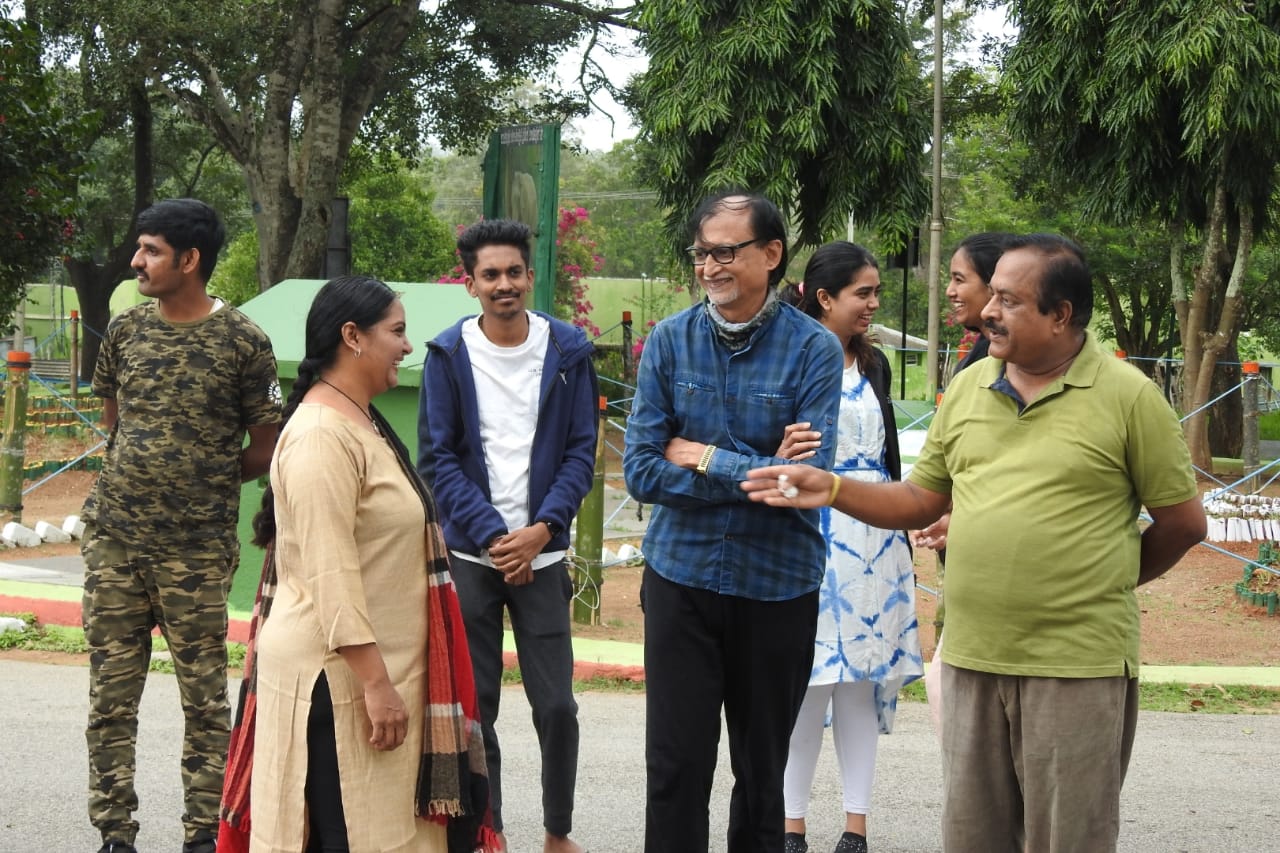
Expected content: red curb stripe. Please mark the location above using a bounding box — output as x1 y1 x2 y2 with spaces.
1 594 252 643
0 595 82 629
2 595 634 677
501 650 646 683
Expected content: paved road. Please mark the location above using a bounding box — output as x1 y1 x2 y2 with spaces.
2 658 1276 852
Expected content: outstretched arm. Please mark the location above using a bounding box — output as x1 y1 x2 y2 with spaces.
743 463 949 530
624 321 842 508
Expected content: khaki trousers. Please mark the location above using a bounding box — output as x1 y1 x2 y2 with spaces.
940 664 1139 853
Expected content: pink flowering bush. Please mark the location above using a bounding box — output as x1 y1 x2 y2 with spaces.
554 206 603 338
436 213 605 342
632 318 657 361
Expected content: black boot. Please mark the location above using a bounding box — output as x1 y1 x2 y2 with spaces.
97 842 137 853
181 829 216 853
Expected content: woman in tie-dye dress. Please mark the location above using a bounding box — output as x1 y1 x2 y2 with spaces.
776 242 924 853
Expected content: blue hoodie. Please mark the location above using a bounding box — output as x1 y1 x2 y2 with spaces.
417 311 599 555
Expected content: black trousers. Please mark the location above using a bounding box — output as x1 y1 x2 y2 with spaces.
305 673 349 852
451 555 579 836
642 568 818 853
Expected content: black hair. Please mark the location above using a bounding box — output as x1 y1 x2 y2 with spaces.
779 241 879 369
954 231 1015 286
686 190 789 288
135 198 226 282
251 275 400 546
456 219 533 275
1003 233 1093 329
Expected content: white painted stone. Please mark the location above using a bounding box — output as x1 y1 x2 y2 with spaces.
1 522 42 548
617 543 642 562
0 616 28 634
62 515 86 540
34 520 72 544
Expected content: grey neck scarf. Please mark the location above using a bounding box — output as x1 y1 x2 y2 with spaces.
706 288 780 352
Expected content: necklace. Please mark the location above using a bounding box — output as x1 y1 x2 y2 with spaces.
319 378 380 436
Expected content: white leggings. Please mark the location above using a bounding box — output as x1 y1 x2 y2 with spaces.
783 681 880 819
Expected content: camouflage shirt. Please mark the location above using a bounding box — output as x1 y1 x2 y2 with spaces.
82 301 281 547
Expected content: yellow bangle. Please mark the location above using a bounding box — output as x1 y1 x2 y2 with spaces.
696 444 717 475
827 471 842 506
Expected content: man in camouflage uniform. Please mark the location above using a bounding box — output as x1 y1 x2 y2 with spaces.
81 198 281 853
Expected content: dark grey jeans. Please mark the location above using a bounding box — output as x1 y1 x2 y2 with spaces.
450 554 579 836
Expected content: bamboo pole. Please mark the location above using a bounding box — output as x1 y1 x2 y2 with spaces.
0 352 32 525
572 396 608 625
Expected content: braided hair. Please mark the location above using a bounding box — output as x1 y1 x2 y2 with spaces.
251 275 400 546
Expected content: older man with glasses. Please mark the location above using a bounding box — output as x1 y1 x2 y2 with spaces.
623 190 844 852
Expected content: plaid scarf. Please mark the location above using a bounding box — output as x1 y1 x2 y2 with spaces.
217 406 498 852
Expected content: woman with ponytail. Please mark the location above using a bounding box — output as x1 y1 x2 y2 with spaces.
219 276 496 853
775 244 924 853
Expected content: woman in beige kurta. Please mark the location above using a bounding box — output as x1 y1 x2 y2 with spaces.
246 276 447 852
251 408 445 852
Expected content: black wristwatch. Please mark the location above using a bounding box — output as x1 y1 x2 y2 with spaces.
539 519 564 537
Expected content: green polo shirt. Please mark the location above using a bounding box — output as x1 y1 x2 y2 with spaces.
909 332 1197 677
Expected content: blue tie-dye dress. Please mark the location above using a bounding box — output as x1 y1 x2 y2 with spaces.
811 361 925 733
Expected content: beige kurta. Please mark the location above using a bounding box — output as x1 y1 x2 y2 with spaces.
250 405 446 852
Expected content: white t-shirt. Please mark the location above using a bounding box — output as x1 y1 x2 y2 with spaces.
454 313 565 570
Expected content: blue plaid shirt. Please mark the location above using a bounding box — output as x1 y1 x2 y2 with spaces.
623 300 843 600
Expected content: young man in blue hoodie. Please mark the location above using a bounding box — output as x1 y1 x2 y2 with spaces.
418 218 597 853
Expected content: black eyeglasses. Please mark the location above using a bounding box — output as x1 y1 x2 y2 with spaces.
684 238 760 266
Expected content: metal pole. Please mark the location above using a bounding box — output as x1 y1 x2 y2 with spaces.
640 274 648 330
1242 361 1261 492
925 0 945 400
0 351 32 526
900 264 908 400
572 396 608 625
70 310 80 400
12 292 25 354
622 311 634 384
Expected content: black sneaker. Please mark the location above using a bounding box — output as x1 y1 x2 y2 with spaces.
181 829 216 853
97 842 137 853
784 832 809 853
833 832 868 853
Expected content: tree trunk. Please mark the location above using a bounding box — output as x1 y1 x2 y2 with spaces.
1179 181 1229 471
66 259 123 380
1181 194 1251 473
66 80 154 379
1168 225 1189 413
184 0 419 291
1208 342 1242 458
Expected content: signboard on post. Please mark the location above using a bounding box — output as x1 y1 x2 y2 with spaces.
482 123 562 314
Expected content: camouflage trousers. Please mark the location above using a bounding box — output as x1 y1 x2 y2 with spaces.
82 525 238 845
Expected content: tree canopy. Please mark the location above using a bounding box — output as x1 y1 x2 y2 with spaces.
346 161 457 284
33 0 603 293
1002 0 1280 468
631 0 930 251
0 16 92 325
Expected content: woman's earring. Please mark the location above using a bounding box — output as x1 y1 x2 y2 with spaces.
355 349 362 358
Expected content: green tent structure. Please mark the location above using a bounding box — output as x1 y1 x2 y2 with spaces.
230 278 479 609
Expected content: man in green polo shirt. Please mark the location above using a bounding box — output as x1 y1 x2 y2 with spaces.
742 233 1206 853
